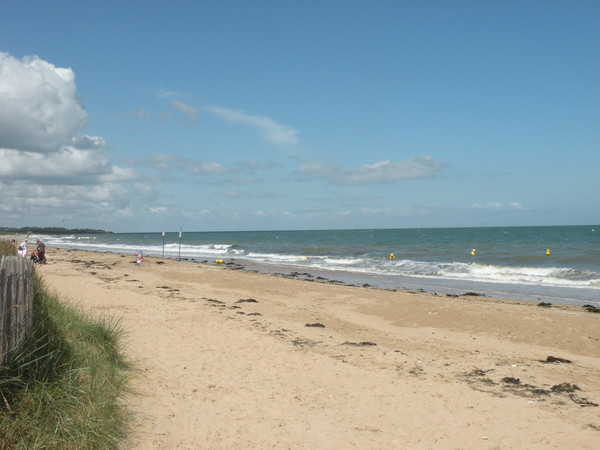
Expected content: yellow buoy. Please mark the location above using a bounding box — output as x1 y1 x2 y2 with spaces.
471 249 476 256
215 259 223 264
389 253 395 260
546 249 551 256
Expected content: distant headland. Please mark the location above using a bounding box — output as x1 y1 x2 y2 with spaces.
1 227 113 235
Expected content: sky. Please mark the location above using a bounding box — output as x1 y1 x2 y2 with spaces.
0 1 598 233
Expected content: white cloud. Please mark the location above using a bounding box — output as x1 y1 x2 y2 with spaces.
207 106 299 145
71 135 107 150
143 154 281 181
0 183 132 216
297 156 444 185
360 207 392 215
0 52 142 228
0 53 134 186
470 202 525 210
145 154 231 176
220 190 276 199
186 161 230 176
149 206 169 214
170 100 198 122
131 108 153 120
156 89 182 99
147 154 183 171
0 144 135 185
0 53 88 152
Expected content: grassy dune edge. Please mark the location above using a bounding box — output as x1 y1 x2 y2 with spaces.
1 242 131 449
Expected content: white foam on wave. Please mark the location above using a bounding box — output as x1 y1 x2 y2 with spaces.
308 257 600 289
46 238 240 259
428 262 600 288
246 252 310 263
323 257 365 266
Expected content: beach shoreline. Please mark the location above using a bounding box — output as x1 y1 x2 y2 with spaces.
36 247 600 448
22 234 600 307
19 225 600 308
226 258 600 308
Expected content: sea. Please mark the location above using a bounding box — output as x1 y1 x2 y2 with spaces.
39 225 600 307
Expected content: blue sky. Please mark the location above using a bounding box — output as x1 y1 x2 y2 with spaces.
1 1 598 232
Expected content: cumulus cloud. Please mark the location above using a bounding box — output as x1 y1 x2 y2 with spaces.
71 135 106 150
0 52 139 227
207 106 299 145
0 183 132 217
297 156 445 185
0 146 135 185
0 53 134 184
0 53 88 152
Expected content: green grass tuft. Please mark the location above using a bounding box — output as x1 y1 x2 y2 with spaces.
0 241 17 257
0 244 131 449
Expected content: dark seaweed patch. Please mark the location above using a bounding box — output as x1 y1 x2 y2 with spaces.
551 383 580 393
341 341 377 347
541 356 572 364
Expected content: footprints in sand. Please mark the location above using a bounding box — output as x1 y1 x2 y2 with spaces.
68 258 123 283
190 293 598 417
194 296 385 358
157 285 180 294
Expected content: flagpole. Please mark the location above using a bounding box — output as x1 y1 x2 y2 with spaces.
178 227 182 261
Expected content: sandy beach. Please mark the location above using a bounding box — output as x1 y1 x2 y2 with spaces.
36 247 599 449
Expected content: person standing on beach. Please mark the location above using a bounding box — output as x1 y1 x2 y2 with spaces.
18 239 28 258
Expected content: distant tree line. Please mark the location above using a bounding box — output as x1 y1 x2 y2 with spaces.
1 227 113 235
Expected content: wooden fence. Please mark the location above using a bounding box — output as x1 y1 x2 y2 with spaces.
0 256 34 366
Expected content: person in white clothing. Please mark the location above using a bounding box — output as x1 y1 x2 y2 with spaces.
18 239 28 258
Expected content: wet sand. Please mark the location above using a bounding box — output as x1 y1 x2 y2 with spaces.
37 247 600 449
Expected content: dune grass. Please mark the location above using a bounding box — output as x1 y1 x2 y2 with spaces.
0 241 16 257
0 245 131 449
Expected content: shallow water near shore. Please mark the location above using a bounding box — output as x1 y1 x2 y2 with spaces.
39 225 600 306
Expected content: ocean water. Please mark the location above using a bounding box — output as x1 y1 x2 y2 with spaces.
40 225 600 307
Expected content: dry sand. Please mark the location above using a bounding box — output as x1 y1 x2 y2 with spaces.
37 247 599 449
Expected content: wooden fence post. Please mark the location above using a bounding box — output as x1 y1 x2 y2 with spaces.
0 256 35 366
